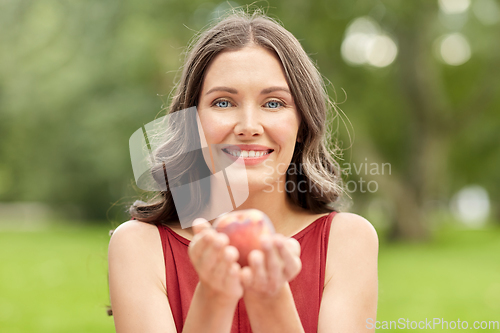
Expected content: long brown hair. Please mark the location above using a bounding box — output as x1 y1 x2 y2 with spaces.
129 9 344 225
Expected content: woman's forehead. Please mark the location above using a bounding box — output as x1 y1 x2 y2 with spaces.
201 46 289 91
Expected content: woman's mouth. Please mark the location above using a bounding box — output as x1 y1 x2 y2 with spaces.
222 148 273 158
221 148 274 165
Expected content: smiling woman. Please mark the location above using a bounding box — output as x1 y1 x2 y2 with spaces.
108 8 378 333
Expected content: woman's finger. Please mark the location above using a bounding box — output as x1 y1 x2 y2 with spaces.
276 236 302 281
240 266 253 289
188 227 214 263
248 250 267 290
261 235 284 292
189 219 215 260
197 233 229 277
276 235 300 256
210 242 235 282
192 218 211 235
290 237 301 256
216 245 239 284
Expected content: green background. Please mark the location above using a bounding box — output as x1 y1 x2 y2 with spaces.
1 0 499 331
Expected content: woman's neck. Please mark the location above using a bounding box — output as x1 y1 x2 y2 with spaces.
231 186 302 235
179 173 318 239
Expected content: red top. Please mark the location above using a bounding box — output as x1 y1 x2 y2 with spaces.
156 210 337 333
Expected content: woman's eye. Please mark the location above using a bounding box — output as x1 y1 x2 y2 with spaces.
265 100 284 109
214 100 232 108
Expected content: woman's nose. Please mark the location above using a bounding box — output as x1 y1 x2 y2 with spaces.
233 107 264 138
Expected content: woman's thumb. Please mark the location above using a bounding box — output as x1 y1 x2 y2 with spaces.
192 218 211 235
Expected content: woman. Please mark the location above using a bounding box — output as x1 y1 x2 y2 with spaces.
108 10 378 333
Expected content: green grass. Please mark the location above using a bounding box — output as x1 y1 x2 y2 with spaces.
1 222 499 332
0 222 115 333
378 226 500 331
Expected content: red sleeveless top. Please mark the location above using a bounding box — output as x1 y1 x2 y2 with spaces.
156 211 337 333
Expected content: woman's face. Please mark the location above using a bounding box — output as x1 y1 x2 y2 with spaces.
197 45 301 191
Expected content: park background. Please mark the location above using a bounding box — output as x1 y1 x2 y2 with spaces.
0 0 499 332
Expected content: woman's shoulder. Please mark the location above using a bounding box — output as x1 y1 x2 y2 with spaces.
108 220 164 268
328 212 379 254
110 220 160 247
330 212 377 235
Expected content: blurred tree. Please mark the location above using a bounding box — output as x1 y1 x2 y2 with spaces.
301 0 500 240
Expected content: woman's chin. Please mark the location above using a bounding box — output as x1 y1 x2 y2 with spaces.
245 178 277 193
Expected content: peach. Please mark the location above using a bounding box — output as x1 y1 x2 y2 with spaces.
213 209 275 267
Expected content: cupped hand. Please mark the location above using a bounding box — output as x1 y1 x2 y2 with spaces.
188 218 244 302
240 233 302 299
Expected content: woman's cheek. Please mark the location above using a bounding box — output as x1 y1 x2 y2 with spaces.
269 117 300 143
209 124 233 143
199 114 232 144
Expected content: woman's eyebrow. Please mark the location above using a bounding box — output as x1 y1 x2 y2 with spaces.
205 86 238 95
260 86 291 95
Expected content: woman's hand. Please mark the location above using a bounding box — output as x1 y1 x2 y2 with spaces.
188 218 244 304
240 234 302 299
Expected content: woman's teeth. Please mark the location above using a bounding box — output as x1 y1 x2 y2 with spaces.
225 150 270 158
